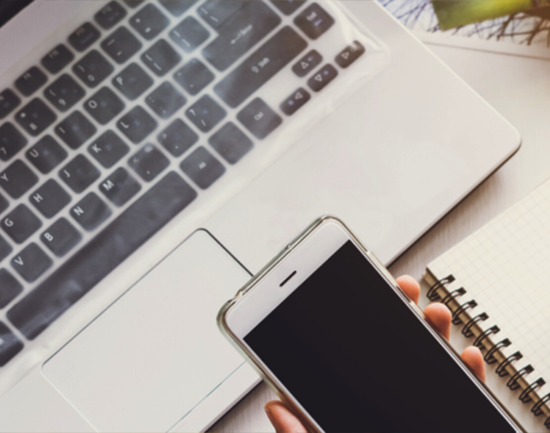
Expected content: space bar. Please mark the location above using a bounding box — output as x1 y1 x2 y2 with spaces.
8 172 198 340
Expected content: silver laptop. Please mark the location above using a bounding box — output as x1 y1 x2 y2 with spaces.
0 0 520 431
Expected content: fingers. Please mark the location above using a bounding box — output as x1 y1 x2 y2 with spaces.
396 275 420 304
265 401 308 433
462 346 486 383
424 303 452 340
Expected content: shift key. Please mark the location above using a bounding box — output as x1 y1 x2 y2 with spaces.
214 26 307 108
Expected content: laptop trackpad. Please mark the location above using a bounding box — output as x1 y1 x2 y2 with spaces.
42 230 251 432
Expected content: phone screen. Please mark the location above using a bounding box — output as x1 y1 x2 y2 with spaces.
244 241 517 432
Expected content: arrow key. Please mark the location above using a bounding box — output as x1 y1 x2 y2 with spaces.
280 87 310 116
335 41 365 69
292 49 322 78
307 63 338 92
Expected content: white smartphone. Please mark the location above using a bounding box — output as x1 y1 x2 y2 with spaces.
218 216 524 433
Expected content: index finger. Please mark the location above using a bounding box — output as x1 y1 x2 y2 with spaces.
395 275 420 304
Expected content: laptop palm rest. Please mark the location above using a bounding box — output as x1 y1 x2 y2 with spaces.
42 230 252 432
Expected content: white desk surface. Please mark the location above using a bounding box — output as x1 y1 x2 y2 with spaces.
211 43 550 432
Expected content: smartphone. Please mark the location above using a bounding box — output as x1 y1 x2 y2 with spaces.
218 216 524 433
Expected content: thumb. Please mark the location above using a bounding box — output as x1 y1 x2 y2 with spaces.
265 400 308 433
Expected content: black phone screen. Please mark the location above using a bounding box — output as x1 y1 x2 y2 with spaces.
244 241 517 432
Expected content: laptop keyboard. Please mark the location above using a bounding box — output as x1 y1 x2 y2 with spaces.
0 0 367 368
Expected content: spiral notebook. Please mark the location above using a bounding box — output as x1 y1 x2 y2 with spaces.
423 178 550 429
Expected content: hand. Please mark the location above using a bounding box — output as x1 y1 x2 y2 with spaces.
264 275 486 433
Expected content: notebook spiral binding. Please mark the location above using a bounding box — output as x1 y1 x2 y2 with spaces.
427 274 550 428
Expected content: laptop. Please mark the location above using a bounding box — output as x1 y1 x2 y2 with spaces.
0 0 520 431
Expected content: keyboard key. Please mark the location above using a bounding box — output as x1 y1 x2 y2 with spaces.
180 146 225 189
117 106 157 144
292 49 322 77
0 269 22 308
0 89 21 119
15 98 57 136
158 119 197 157
29 179 71 218
41 218 82 257
55 111 97 149
335 41 365 69
73 50 114 88
112 62 153 100
0 123 27 162
26 135 68 174
280 87 310 116
130 4 169 40
146 82 186 119
214 27 307 108
186 95 226 133
173 58 214 96
41 44 75 74
44 74 86 112
59 154 101 193
0 236 12 262
1 204 42 244
95 1 127 30
237 97 282 139
209 122 252 164
101 26 142 64
8 171 196 340
68 22 101 52
197 0 247 29
11 243 53 283
141 39 181 77
159 0 198 17
294 3 334 40
71 192 112 231
270 0 307 15
128 144 169 181
307 63 338 92
202 1 281 71
124 0 144 8
0 160 39 199
88 130 130 168
169 17 209 53
15 67 48 97
0 321 23 366
0 194 8 215
99 167 141 206
84 87 125 124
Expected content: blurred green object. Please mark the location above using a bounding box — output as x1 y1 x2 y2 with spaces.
432 0 550 30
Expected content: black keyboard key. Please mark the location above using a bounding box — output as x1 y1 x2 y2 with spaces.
307 63 337 92
8 171 196 340
71 192 112 231
88 130 130 168
11 243 52 283
197 0 247 29
159 0 198 16
141 39 181 76
0 160 39 199
158 119 197 157
117 106 157 144
335 41 365 69
55 111 97 149
0 269 22 308
95 1 127 30
209 122 252 164
180 146 225 189
0 89 21 119
186 95 226 133
41 44 75 74
84 87 125 125
214 27 307 108
41 218 82 257
15 67 48 97
294 3 334 40
0 123 27 161
0 322 23 366
29 179 71 218
1 204 42 244
130 4 169 40
15 98 57 136
292 49 322 77
68 22 101 52
26 135 68 174
99 167 141 206
173 59 214 96
0 236 12 262
270 0 307 15
112 62 153 100
146 82 186 119
0 194 8 215
280 87 310 116
237 97 282 139
44 74 85 112
59 154 100 193
101 26 142 65
128 144 169 181
73 50 114 88
124 0 144 8
202 1 281 71
169 17 209 53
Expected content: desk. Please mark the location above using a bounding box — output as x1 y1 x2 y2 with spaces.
211 44 550 432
